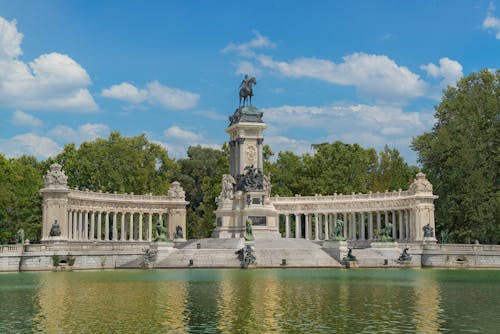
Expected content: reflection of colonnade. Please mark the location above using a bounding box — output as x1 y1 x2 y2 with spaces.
41 163 188 242
277 210 412 242
272 173 437 242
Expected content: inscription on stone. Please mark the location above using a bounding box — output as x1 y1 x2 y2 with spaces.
249 216 266 226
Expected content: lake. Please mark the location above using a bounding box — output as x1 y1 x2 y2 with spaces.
1 269 499 333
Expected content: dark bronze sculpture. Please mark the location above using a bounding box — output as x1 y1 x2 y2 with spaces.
423 223 434 238
236 165 264 192
239 74 257 106
398 247 412 262
175 225 183 239
237 245 256 268
49 220 61 237
343 248 357 262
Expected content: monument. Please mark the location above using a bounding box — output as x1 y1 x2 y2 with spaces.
213 75 280 238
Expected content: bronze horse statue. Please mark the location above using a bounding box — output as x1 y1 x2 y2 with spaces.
239 75 257 106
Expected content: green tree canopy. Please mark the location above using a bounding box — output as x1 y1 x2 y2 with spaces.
51 131 177 195
0 154 44 243
412 69 500 243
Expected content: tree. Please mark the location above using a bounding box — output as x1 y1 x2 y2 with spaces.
176 145 229 238
51 131 177 195
412 69 500 243
370 145 418 192
0 155 44 244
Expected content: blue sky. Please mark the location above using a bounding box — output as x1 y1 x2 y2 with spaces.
0 1 498 164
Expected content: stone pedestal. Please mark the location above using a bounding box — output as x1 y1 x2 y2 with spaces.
323 240 348 262
344 260 359 269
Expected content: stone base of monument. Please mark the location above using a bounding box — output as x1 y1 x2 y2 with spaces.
322 240 348 262
343 260 359 268
423 237 438 244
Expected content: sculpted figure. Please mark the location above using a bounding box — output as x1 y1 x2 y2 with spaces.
239 74 257 106
221 174 236 200
49 220 61 237
423 223 434 238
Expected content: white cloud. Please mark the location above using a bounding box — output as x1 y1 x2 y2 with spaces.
421 57 463 88
101 82 147 103
101 81 199 110
222 30 276 57
164 126 201 142
49 123 110 144
0 133 61 159
0 17 23 59
257 53 427 101
0 16 97 112
234 60 261 76
11 110 43 128
159 126 219 158
483 4 500 39
147 81 199 110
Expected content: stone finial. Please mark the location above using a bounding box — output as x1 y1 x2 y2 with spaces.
43 163 68 189
409 172 433 194
168 181 186 199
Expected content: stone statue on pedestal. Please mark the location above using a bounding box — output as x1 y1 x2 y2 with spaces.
239 74 257 106
49 220 61 237
330 220 345 241
423 223 434 238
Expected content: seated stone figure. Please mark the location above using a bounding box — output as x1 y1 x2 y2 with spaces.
49 220 61 237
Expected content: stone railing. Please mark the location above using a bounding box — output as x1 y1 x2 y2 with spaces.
0 245 23 253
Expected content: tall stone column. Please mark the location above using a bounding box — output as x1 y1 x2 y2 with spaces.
392 210 397 239
237 138 245 173
112 212 118 241
376 211 381 236
105 212 110 241
139 213 143 241
148 213 153 241
368 212 373 240
295 213 301 238
314 213 319 240
285 214 290 238
129 213 134 241
324 213 329 241
257 138 264 171
97 212 102 241
78 211 83 240
360 212 365 240
304 214 310 240
121 213 126 241
68 210 73 240
83 211 88 240
398 210 404 240
351 212 357 240
90 211 95 240
343 212 348 239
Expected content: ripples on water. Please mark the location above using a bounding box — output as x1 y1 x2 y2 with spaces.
0 269 499 333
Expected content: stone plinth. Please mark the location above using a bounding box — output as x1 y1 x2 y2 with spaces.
370 241 399 249
322 240 348 262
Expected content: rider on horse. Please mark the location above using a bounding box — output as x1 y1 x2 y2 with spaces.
239 74 256 106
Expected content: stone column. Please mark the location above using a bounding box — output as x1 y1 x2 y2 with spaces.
343 212 348 239
385 211 389 233
257 138 264 171
148 213 153 241
104 212 110 241
314 213 319 240
121 213 126 241
324 213 329 241
97 212 102 241
376 211 381 236
295 213 300 238
112 212 117 241
285 214 290 238
351 212 357 240
237 138 245 173
368 212 373 240
129 213 134 241
318 214 323 240
139 213 143 241
305 214 310 240
90 211 95 240
67 210 73 240
360 212 365 240
78 211 83 240
392 210 397 239
398 210 404 240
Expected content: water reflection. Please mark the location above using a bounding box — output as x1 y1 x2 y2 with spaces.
0 269 499 333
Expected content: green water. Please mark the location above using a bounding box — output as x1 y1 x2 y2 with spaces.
0 269 499 333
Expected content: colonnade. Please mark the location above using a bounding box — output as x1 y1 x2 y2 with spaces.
279 209 413 241
66 209 167 242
